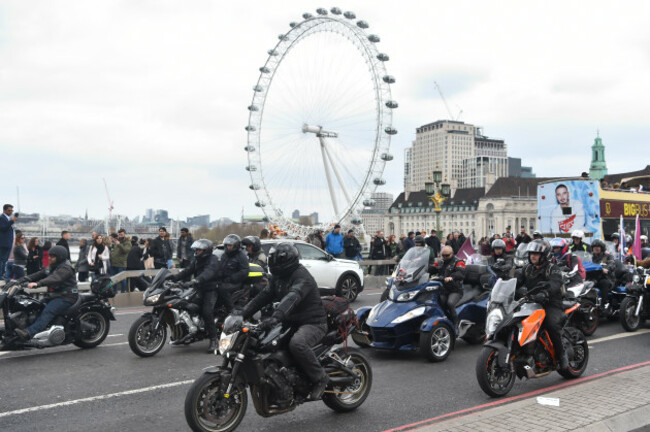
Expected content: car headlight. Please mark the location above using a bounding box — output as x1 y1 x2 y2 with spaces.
396 291 419 302
486 308 504 337
218 331 239 356
391 306 426 324
144 293 160 305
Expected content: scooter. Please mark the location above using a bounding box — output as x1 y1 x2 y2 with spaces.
352 247 489 362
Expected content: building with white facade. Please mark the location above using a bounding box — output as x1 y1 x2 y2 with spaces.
362 192 394 235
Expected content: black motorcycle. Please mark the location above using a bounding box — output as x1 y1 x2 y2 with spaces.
128 269 255 357
0 278 115 350
184 310 372 432
619 267 650 332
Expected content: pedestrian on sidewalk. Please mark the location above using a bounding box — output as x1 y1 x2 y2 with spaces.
26 237 43 275
56 230 71 260
110 229 131 292
0 204 18 279
12 232 28 279
76 238 90 282
88 234 109 278
425 229 441 257
344 229 362 261
149 227 170 269
370 231 388 275
325 225 344 258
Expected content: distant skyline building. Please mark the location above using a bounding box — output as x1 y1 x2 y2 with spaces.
508 157 536 179
362 192 394 235
292 209 300 219
458 133 508 189
589 133 608 180
186 214 210 227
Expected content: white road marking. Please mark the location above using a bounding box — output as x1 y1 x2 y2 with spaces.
0 341 129 361
588 328 650 345
102 342 128 347
107 334 124 338
0 380 194 418
364 292 381 296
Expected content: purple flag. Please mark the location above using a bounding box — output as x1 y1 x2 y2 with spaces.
633 214 642 260
457 237 477 261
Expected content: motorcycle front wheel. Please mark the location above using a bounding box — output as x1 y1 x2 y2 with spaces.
128 315 167 357
185 372 248 432
619 297 644 332
74 311 110 348
323 348 373 412
476 346 515 397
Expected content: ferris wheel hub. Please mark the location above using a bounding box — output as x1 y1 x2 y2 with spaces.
302 123 338 138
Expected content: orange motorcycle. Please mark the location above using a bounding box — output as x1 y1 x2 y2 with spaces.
475 278 589 397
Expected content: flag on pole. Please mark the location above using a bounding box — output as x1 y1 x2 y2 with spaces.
619 214 626 262
633 214 642 260
457 237 477 262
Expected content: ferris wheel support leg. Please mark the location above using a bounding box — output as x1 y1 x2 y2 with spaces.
319 138 340 216
322 140 353 206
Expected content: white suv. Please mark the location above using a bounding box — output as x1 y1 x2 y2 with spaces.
260 240 364 302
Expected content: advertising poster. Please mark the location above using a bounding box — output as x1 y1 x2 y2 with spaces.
537 180 601 238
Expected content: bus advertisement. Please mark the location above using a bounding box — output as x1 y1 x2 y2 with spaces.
537 179 650 241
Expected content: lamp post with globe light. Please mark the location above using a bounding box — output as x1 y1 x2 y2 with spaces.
425 168 451 236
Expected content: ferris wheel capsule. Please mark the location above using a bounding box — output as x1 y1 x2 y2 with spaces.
255 201 266 207
253 85 264 92
316 8 328 15
373 178 386 186
363 199 376 207
268 49 278 56
259 67 270 73
384 127 397 135
244 146 256 152
343 11 356 19
245 165 257 172
245 125 257 132
382 75 395 84
330 7 342 14
368 34 380 43
351 217 363 225
290 21 298 28
249 184 261 190
278 34 289 41
248 105 259 112
357 20 369 29
302 12 313 19
385 100 398 109
376 53 389 61
381 153 394 161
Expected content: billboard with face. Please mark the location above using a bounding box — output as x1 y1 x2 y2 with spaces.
537 180 601 238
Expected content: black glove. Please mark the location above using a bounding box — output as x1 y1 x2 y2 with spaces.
181 280 197 289
532 291 548 304
259 316 279 331
16 277 28 284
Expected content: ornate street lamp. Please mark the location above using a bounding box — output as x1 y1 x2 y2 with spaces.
425 166 451 236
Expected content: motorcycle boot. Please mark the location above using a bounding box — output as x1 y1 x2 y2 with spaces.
208 337 218 353
14 328 30 341
309 374 330 400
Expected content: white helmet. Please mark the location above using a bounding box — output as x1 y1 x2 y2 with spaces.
641 235 648 242
571 230 585 239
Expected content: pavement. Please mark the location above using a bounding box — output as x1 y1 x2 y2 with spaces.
389 362 650 432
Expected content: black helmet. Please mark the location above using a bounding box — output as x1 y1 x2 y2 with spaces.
591 239 606 251
191 239 213 260
611 232 620 240
491 239 506 251
414 235 425 246
268 242 300 277
526 239 549 265
48 245 68 268
241 235 261 253
223 234 241 256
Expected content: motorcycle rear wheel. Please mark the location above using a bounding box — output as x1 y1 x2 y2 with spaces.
476 346 515 397
323 348 373 412
619 297 644 332
185 372 248 432
74 311 110 348
558 328 589 379
128 315 167 357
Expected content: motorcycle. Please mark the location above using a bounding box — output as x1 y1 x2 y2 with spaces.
580 251 629 319
128 269 255 357
0 278 115 351
561 264 599 336
184 309 372 432
619 267 650 332
475 278 589 397
353 247 489 361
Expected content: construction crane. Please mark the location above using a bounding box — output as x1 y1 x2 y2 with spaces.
103 178 114 234
434 81 463 121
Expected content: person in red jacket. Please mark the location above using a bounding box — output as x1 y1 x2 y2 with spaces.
42 241 52 268
503 230 517 254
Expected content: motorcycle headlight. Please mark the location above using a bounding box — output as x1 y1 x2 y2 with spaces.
396 291 419 302
633 274 641 284
486 308 504 337
391 306 426 324
218 331 239 356
144 293 160 305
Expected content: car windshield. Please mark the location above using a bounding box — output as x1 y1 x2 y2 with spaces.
489 278 517 307
395 247 429 283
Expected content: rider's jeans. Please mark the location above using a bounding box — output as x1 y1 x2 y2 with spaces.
289 323 328 382
26 297 75 337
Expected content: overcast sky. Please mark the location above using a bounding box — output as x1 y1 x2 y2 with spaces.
1 0 648 222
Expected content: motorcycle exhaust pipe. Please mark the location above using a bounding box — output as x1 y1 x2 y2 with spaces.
328 376 354 385
635 295 644 317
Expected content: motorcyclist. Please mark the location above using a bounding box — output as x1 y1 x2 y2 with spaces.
239 242 329 400
14 245 78 340
590 239 616 310
532 230 544 241
217 234 250 313
516 239 567 369
429 245 466 332
242 235 267 272
170 238 220 351
481 239 513 288
569 230 591 253
550 238 586 281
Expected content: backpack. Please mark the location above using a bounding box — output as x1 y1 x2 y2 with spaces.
321 296 356 334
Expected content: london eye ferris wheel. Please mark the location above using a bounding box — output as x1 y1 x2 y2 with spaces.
245 7 397 236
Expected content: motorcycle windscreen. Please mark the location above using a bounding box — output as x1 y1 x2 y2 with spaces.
394 247 430 289
515 243 528 259
145 269 171 295
489 279 517 308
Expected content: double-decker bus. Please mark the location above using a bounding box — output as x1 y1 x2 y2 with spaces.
537 178 650 240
